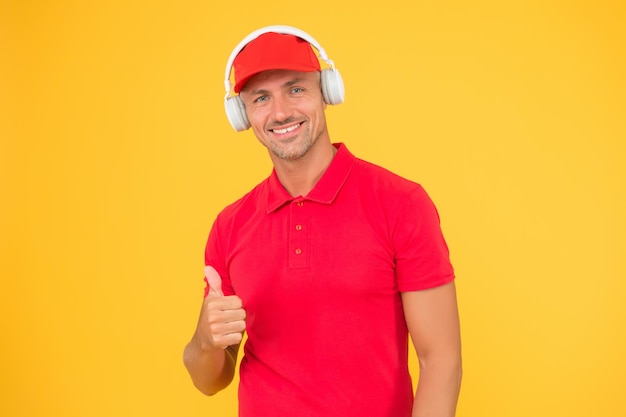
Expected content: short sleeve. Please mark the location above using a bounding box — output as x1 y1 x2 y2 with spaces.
393 185 455 292
203 215 236 297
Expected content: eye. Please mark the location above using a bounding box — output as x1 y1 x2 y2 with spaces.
253 95 268 103
291 87 304 94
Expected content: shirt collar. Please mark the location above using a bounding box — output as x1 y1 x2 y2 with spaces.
266 143 356 213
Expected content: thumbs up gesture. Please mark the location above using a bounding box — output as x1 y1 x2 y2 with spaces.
205 265 225 297
198 266 246 350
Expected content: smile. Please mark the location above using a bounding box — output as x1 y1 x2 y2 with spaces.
272 123 301 134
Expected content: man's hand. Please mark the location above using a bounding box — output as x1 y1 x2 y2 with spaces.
197 266 246 350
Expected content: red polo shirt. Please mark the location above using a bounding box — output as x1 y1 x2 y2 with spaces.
204 143 454 417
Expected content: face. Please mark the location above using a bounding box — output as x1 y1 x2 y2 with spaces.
239 70 328 162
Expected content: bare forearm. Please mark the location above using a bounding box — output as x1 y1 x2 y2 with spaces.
412 357 462 417
183 335 237 396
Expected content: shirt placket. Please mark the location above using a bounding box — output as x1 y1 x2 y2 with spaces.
288 198 309 269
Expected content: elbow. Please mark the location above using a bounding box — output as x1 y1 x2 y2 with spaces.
182 349 224 397
183 352 231 397
186 369 227 397
449 354 463 377
182 341 237 397
439 357 463 383
419 351 463 379
455 361 463 385
195 382 222 397
450 357 463 389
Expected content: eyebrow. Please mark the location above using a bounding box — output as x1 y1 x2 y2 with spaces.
247 77 305 96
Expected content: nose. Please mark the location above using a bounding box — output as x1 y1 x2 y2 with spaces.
271 94 293 122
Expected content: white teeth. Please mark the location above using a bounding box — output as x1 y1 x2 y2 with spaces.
273 124 299 134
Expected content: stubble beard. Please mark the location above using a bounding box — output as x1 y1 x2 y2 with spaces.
268 124 317 162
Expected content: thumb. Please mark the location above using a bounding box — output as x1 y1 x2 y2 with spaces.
204 265 224 297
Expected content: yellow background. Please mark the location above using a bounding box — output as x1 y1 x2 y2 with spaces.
2 1 625 416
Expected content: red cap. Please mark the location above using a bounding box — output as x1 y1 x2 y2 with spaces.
233 32 321 93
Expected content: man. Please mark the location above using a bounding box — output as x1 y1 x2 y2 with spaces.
183 26 462 417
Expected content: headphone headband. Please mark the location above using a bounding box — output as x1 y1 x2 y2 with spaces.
223 25 336 99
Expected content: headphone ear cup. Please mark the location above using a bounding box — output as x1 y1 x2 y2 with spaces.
225 95 250 132
320 68 345 105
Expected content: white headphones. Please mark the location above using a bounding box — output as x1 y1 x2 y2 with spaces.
223 25 345 132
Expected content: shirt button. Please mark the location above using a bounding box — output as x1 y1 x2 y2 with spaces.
296 201 304 207
295 224 302 231
294 248 302 255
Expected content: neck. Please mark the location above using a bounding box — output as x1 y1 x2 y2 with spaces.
271 140 337 197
